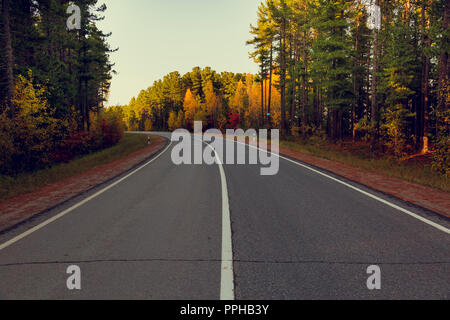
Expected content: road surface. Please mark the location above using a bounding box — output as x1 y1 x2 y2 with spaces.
0 132 449 299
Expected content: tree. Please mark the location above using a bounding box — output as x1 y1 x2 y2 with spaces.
436 0 448 108
267 0 292 135
247 1 274 126
229 80 249 122
168 111 177 131
0 0 15 116
350 0 371 140
204 80 223 128
370 0 381 150
310 0 354 141
183 88 200 129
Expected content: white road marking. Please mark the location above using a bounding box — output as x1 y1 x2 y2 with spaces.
0 142 173 252
232 138 450 235
200 139 235 300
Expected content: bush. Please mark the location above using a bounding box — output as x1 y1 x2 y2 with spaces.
381 105 415 158
0 73 66 174
51 112 124 164
432 135 450 177
100 112 124 147
291 125 301 138
432 110 450 177
0 72 125 175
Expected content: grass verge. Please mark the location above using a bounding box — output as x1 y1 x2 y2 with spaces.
280 139 449 193
0 133 150 202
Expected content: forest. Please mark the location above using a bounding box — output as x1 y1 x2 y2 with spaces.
0 0 120 175
0 0 448 177
118 0 449 175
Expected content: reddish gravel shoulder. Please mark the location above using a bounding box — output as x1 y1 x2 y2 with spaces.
278 145 450 219
0 135 168 232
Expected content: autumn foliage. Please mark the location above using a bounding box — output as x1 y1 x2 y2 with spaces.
0 72 124 175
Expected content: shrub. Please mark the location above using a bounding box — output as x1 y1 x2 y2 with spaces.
0 72 66 175
381 105 415 158
100 112 124 147
291 125 301 138
51 112 124 163
432 110 450 177
227 112 241 129
0 72 125 175
168 111 177 132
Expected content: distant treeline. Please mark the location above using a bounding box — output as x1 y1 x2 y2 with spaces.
117 0 449 175
113 67 282 132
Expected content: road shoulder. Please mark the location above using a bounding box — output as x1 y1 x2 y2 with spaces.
0 134 168 233
277 145 450 219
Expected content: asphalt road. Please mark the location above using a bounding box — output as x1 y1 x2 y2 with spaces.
0 132 449 299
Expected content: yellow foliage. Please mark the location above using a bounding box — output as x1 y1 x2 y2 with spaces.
183 89 200 128
0 71 66 174
245 82 262 128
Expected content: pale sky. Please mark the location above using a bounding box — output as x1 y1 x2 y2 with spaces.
98 0 262 106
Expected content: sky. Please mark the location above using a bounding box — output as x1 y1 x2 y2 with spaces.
98 0 262 106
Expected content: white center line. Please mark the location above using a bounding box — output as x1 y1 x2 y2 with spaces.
200 139 235 301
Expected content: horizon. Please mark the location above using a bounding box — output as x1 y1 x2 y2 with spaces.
98 0 261 106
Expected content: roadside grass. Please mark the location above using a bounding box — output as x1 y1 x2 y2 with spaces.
0 133 149 202
280 138 449 193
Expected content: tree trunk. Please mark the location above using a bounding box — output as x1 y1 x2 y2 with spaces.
313 85 318 127
280 17 287 135
268 43 273 127
1 0 15 116
290 35 297 127
264 76 267 122
261 69 264 128
352 2 361 142
301 31 307 136
437 0 449 114
371 0 380 152
419 1 430 152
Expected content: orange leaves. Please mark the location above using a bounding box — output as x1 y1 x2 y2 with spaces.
168 110 185 131
0 71 124 175
183 88 200 127
204 81 223 128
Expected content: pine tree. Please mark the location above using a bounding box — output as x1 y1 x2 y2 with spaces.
204 80 222 128
310 0 354 141
247 1 273 127
267 0 292 135
0 0 15 115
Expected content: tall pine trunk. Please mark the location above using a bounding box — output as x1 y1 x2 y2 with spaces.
419 1 430 152
437 0 449 114
352 2 361 142
268 43 273 127
371 0 380 151
1 0 14 116
301 31 307 136
260 67 264 127
280 17 287 135
261 73 264 128
289 35 297 127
